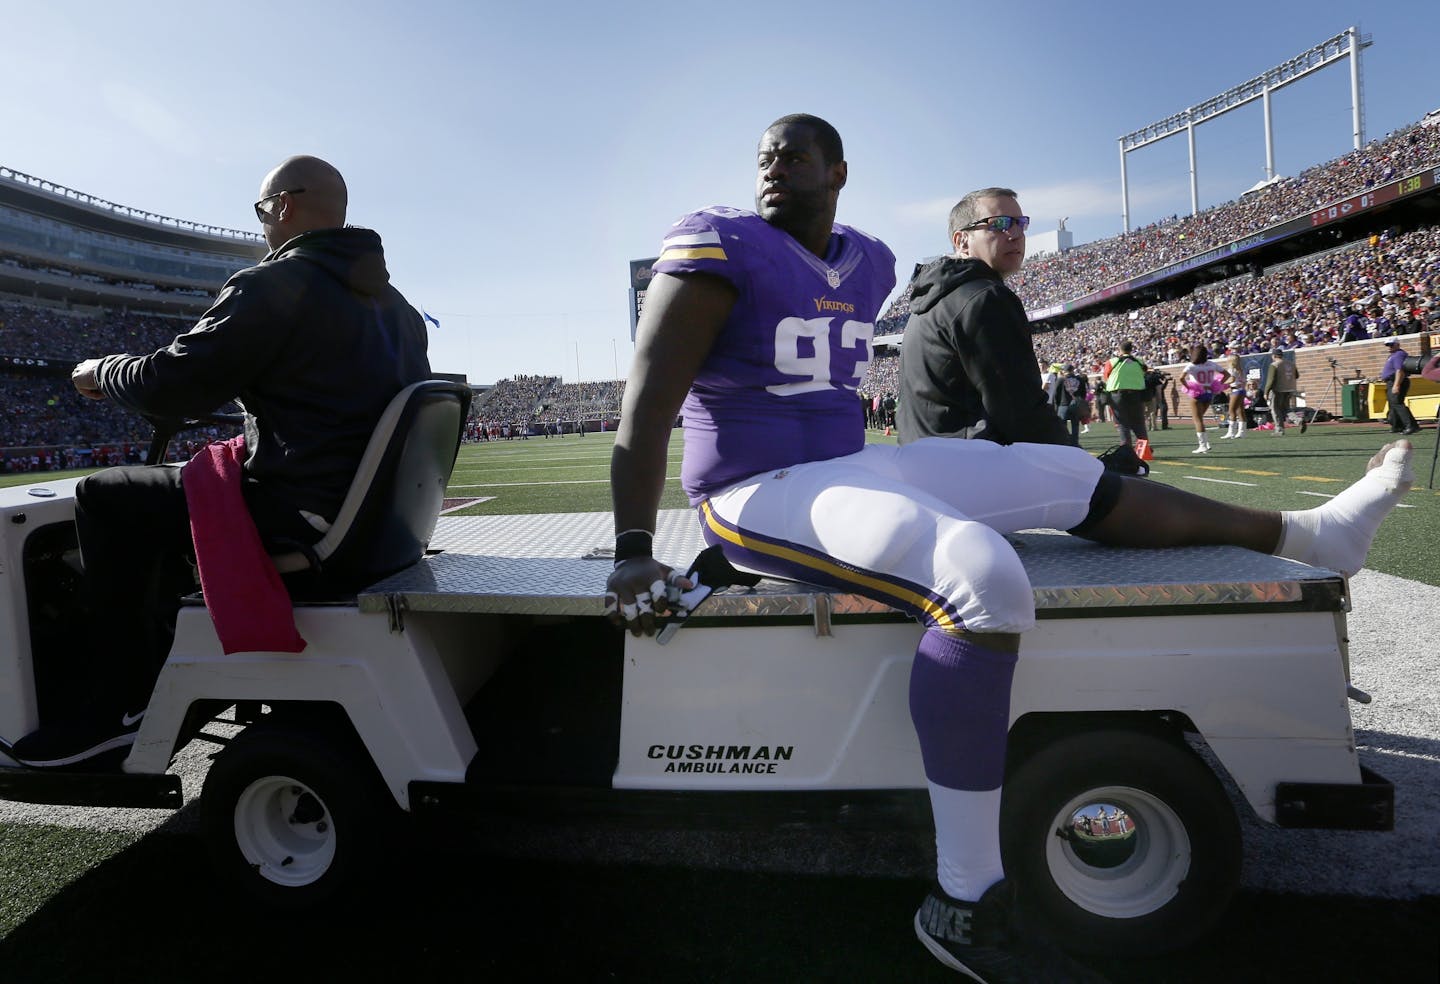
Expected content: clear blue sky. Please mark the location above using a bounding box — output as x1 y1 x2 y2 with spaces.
3 1 1434 384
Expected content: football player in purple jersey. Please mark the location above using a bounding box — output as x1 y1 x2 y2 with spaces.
605 114 1413 982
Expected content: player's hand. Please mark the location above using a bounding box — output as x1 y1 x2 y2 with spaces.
605 557 694 637
71 359 106 400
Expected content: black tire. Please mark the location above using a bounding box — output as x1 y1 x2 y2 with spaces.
200 713 397 909
1000 727 1241 956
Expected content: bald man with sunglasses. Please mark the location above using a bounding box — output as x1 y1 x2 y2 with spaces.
11 155 430 769
897 188 1072 447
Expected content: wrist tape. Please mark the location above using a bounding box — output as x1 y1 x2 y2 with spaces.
614 528 653 563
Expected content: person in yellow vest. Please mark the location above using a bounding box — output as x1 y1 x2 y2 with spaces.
1104 341 1149 447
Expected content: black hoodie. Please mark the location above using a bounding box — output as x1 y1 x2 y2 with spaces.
896 257 1068 446
95 226 431 519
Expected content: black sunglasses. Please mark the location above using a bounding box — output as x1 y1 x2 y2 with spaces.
253 187 306 222
962 215 1030 234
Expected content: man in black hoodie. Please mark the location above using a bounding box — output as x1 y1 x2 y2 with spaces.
897 187 1069 446
12 156 431 768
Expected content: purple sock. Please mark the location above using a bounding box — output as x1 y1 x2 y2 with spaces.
908 629 1018 791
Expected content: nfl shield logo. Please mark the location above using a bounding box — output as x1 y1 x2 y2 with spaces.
826 268 841 288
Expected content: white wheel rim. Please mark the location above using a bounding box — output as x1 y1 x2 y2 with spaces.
1043 784 1191 919
232 775 337 887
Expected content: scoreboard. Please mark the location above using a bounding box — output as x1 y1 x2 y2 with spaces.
1308 164 1440 228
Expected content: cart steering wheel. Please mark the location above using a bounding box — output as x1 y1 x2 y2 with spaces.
141 411 246 466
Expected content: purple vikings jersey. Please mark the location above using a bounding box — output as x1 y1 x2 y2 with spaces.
653 207 897 503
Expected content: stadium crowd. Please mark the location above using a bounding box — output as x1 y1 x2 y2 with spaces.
1032 221 1440 374
1 303 237 470
2 373 150 449
0 301 182 361
1010 122 1440 310
858 352 901 428
471 374 556 422
1 368 230 471
534 379 626 424
875 285 915 336
7 112 1440 464
11 199 1433 464
466 374 559 439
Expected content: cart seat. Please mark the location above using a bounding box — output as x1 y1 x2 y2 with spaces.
270 379 471 592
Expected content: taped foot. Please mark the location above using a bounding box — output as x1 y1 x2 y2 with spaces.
1276 441 1413 577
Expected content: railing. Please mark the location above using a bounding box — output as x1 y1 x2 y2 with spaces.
1 166 263 243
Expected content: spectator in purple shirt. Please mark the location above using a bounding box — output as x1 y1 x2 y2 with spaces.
1340 313 1369 343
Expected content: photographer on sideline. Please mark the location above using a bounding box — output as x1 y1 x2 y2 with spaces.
1263 348 1302 436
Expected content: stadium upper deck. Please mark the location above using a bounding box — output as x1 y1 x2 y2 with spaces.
874 113 1440 334
0 165 264 314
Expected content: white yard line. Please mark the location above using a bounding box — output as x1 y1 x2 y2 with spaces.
1179 475 1258 487
460 454 617 465
1293 489 1414 507
440 497 494 513
450 477 681 489
453 460 677 475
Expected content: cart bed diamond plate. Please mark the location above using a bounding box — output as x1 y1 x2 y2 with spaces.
356 511 1345 619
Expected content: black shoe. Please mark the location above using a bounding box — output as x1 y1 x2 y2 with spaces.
1300 418 1308 434
914 882 1109 982
1402 427 1420 435
8 707 144 768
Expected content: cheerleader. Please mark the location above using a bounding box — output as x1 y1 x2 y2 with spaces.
1221 350 1247 440
1181 344 1232 454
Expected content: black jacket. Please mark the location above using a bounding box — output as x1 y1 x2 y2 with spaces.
95 227 431 519
897 258 1068 446
1055 371 1089 412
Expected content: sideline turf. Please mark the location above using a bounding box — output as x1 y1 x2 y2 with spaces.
441 423 1437 584
6 421 1434 583
0 826 141 935
1089 421 1438 585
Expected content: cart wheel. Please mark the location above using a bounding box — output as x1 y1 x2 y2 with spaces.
1000 728 1241 956
201 714 396 908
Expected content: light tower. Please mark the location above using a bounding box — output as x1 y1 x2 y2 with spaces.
1117 27 1372 233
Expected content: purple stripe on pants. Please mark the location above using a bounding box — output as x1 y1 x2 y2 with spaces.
908 629 1018 791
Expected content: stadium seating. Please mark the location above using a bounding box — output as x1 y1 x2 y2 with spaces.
6 112 1440 467
1010 121 1440 312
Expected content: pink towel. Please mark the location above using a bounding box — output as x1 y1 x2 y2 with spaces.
182 436 306 655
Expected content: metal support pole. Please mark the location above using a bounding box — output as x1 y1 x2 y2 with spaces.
1349 25 1363 149
1119 139 1130 233
1187 119 1198 216
1263 85 1275 180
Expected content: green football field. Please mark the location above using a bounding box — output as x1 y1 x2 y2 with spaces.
8 419 1434 582
440 420 1438 585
